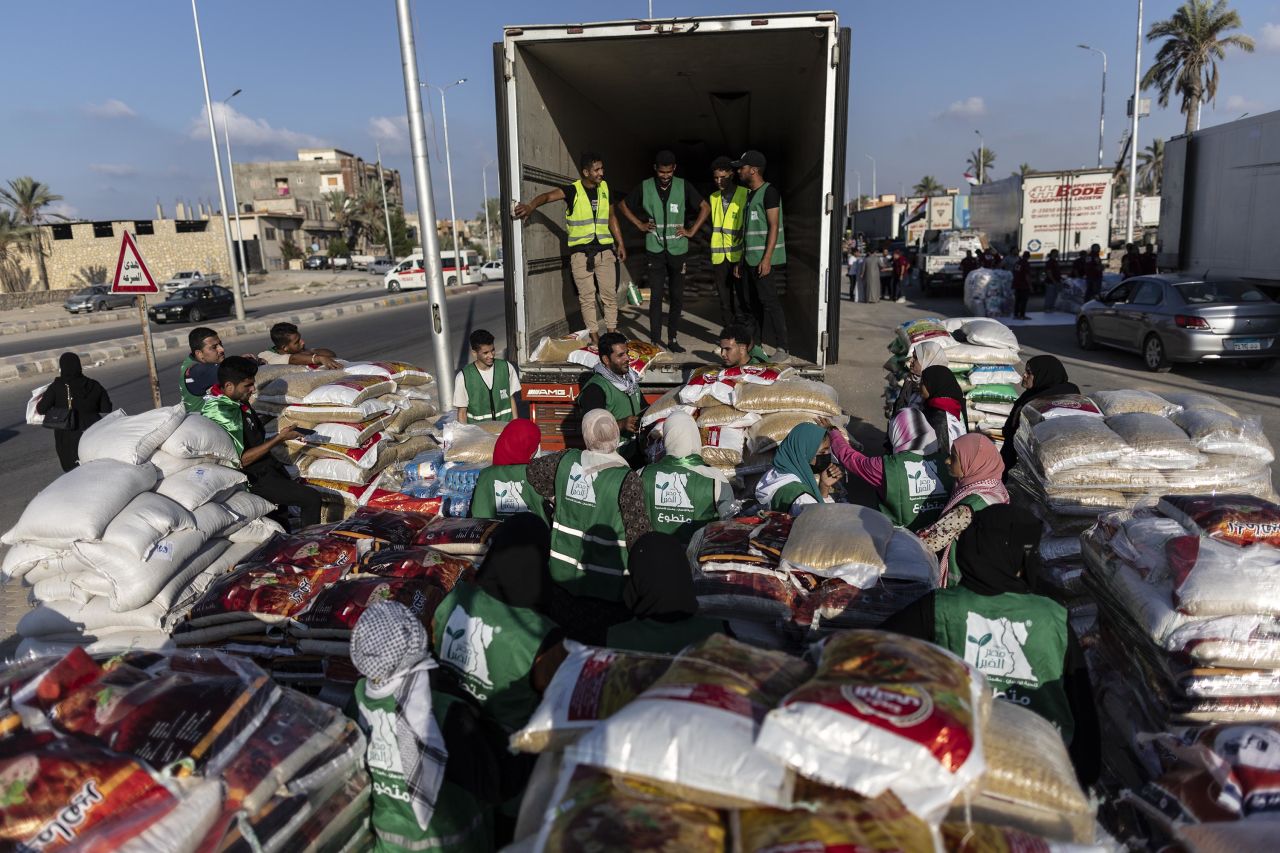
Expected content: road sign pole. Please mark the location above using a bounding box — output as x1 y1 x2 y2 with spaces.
135 296 163 409
111 231 164 409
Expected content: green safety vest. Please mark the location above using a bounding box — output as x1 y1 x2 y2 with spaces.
880 451 953 532
641 456 718 543
565 180 613 248
710 186 747 264
432 581 556 734
748 345 770 365
768 479 812 514
947 495 994 587
461 360 514 422
470 464 547 523
640 177 689 256
934 586 1074 742
606 616 725 655
743 182 786 266
581 373 643 454
548 449 632 601
179 354 205 413
353 683 494 852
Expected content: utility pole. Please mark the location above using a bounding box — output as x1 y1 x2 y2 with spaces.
221 88 251 299
482 159 496 261
1126 0 1143 243
395 0 454 407
974 130 984 184
425 79 466 284
376 142 395 259
864 153 876 200
1078 45 1107 168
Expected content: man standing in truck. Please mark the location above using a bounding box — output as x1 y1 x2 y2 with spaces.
708 156 749 325
735 150 789 362
512 152 626 348
618 151 710 354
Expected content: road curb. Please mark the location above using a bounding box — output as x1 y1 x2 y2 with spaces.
0 285 482 384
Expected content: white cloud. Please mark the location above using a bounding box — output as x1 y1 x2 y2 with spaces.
189 103 325 149
1260 23 1280 51
84 99 137 119
1224 94 1262 112
88 163 138 177
46 202 79 219
368 114 412 153
938 96 986 120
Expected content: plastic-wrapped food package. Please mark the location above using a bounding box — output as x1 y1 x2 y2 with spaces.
735 791 936 853
699 425 745 467
249 526 380 570
951 318 1019 351
733 378 842 417
282 414 391 448
282 398 393 425
184 564 346 628
892 318 953 356
1171 409 1275 462
286 432 382 467
692 566 797 620
413 517 500 555
1160 389 1239 417
679 370 739 407
943 343 1020 366
343 360 432 385
747 412 827 455
300 376 395 407
511 642 673 753
1146 723 1280 819
757 630 989 820
1039 536 1083 565
359 546 472 587
718 363 795 384
383 396 439 433
1164 534 1280 617
779 504 893 586
566 633 813 808
1159 495 1280 547
1105 412 1201 468
967 383 1020 404
1108 515 1186 578
749 512 794 559
1027 416 1128 477
439 421 498 464
254 369 347 404
1092 389 1181 418
693 517 777 567
531 330 591 363
968 365 1021 386
291 576 444 638
640 387 692 430
1021 395 1103 425
330 506 433 546
963 269 1014 318
695 405 761 429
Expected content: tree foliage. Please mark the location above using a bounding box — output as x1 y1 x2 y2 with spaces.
1142 0 1254 134
966 148 996 183
0 176 64 291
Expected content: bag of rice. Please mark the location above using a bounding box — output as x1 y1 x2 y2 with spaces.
1021 394 1103 425
567 633 813 808
1160 389 1238 416
734 379 841 417
1093 389 1181 417
282 398 393 425
343 360 432 385
941 343 1019 366
779 504 893 586
679 371 738 407
640 387 691 429
952 318 1019 352
700 425 745 467
441 421 497 464
384 396 439 433
254 369 347 404
967 365 1021 386
301 376 395 406
284 414 392 448
747 412 826 455
1106 412 1201 468
511 641 673 753
736 790 936 853
1164 534 1280 617
756 630 989 820
155 464 247 510
967 383 1019 404
78 405 187 465
1027 415 1127 477
531 330 591 363
300 451 394 487
696 405 761 429
160 412 241 463
1171 409 1274 462
286 432 383 467
892 318 953 356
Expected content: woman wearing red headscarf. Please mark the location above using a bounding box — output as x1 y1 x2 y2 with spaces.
470 418 549 522
914 432 1009 587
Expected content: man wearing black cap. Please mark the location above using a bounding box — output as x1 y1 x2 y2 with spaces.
709 156 749 326
618 150 709 354
734 150 789 361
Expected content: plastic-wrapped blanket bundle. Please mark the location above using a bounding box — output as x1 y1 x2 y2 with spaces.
963 268 1014 317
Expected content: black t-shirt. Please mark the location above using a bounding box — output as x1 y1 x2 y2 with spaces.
624 179 705 226
746 184 781 211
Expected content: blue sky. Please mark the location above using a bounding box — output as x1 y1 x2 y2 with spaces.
2 0 1278 221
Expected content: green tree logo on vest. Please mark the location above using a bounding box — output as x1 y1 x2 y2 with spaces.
905 459 943 500
364 705 406 777
495 481 529 515
566 462 598 505
654 473 694 510
964 613 1037 686
441 606 495 688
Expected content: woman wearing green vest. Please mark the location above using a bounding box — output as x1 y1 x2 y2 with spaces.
881 504 1100 785
754 422 843 515
606 532 728 654
641 411 731 542
470 419 548 523
915 433 1009 587
351 600 497 852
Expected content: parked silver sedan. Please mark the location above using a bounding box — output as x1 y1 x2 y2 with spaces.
63 285 136 314
1076 274 1280 372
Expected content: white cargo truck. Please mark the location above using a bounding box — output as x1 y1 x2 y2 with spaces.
969 169 1114 264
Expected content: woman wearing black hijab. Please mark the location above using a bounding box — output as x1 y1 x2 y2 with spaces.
916 364 968 455
606 532 728 653
999 355 1079 476
35 352 111 472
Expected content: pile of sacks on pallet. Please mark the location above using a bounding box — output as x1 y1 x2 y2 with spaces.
2 406 283 658
0 647 370 853
250 360 441 513
530 331 668 373
1080 494 1280 849
883 316 1022 443
963 268 1013 317
170 511 498 700
504 630 1101 850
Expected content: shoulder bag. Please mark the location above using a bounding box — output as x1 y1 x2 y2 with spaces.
41 383 78 431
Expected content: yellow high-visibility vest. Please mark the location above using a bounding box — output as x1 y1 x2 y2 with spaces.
565 180 613 247
709 185 747 264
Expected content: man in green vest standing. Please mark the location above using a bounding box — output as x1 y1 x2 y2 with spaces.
513 152 626 349
577 331 645 463
454 328 521 423
734 150 789 362
618 150 709 354
709 156 748 327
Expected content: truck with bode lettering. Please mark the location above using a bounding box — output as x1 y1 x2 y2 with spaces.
969 169 1114 265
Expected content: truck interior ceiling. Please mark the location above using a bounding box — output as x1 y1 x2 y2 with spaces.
512 26 833 363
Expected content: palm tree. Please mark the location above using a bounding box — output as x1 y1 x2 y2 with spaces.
0 177 64 291
352 183 386 250
0 210 33 293
966 148 996 183
324 190 358 248
913 176 944 196
1015 163 1034 177
1142 0 1254 135
1137 139 1165 194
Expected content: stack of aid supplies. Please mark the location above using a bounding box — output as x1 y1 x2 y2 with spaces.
2 406 282 658
529 330 668 374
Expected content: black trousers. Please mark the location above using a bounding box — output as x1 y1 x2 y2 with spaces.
1014 289 1029 317
250 469 324 529
714 261 749 327
646 251 684 343
745 264 789 351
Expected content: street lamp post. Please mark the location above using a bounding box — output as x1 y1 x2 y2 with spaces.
974 130 984 184
864 154 876 200
221 88 251 298
423 79 466 285
1078 45 1107 168
1126 0 1144 242
482 159 496 261
854 170 861 210
376 142 395 259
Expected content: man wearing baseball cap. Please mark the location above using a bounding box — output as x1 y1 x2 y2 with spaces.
733 150 789 361
709 155 749 327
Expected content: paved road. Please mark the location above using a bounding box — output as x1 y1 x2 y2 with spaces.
0 286 506 653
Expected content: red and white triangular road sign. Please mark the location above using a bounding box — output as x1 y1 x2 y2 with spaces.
112 231 159 293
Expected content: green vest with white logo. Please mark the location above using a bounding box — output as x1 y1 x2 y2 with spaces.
565 180 613 248
743 182 786 266
947 495 993 587
710 186 747 264
433 581 555 733
934 586 1073 743
606 615 725 655
462 360 513 422
880 451 953 532
470 464 547 523
641 456 718 543
641 177 688 256
355 682 493 852
768 480 811 514
581 373 643 456
549 449 632 601
179 354 205 413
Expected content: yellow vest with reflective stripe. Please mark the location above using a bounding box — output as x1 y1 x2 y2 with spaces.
710 185 747 264
565 180 613 247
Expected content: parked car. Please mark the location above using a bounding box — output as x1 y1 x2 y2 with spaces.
162 270 221 295
331 256 352 270
148 285 236 325
1076 274 1280 372
478 260 504 282
367 257 394 276
305 255 329 270
63 285 135 314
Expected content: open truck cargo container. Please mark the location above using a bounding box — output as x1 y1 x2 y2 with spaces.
969 169 1113 264
494 12 850 447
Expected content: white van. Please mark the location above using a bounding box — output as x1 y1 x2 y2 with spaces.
383 250 481 291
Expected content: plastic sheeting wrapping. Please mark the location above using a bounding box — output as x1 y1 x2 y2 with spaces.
1171 409 1275 462
963 268 1014 318
778 505 893 586
1092 389 1182 418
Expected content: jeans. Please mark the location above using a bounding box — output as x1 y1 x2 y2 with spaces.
646 251 684 343
745 264 788 351
716 262 748 326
